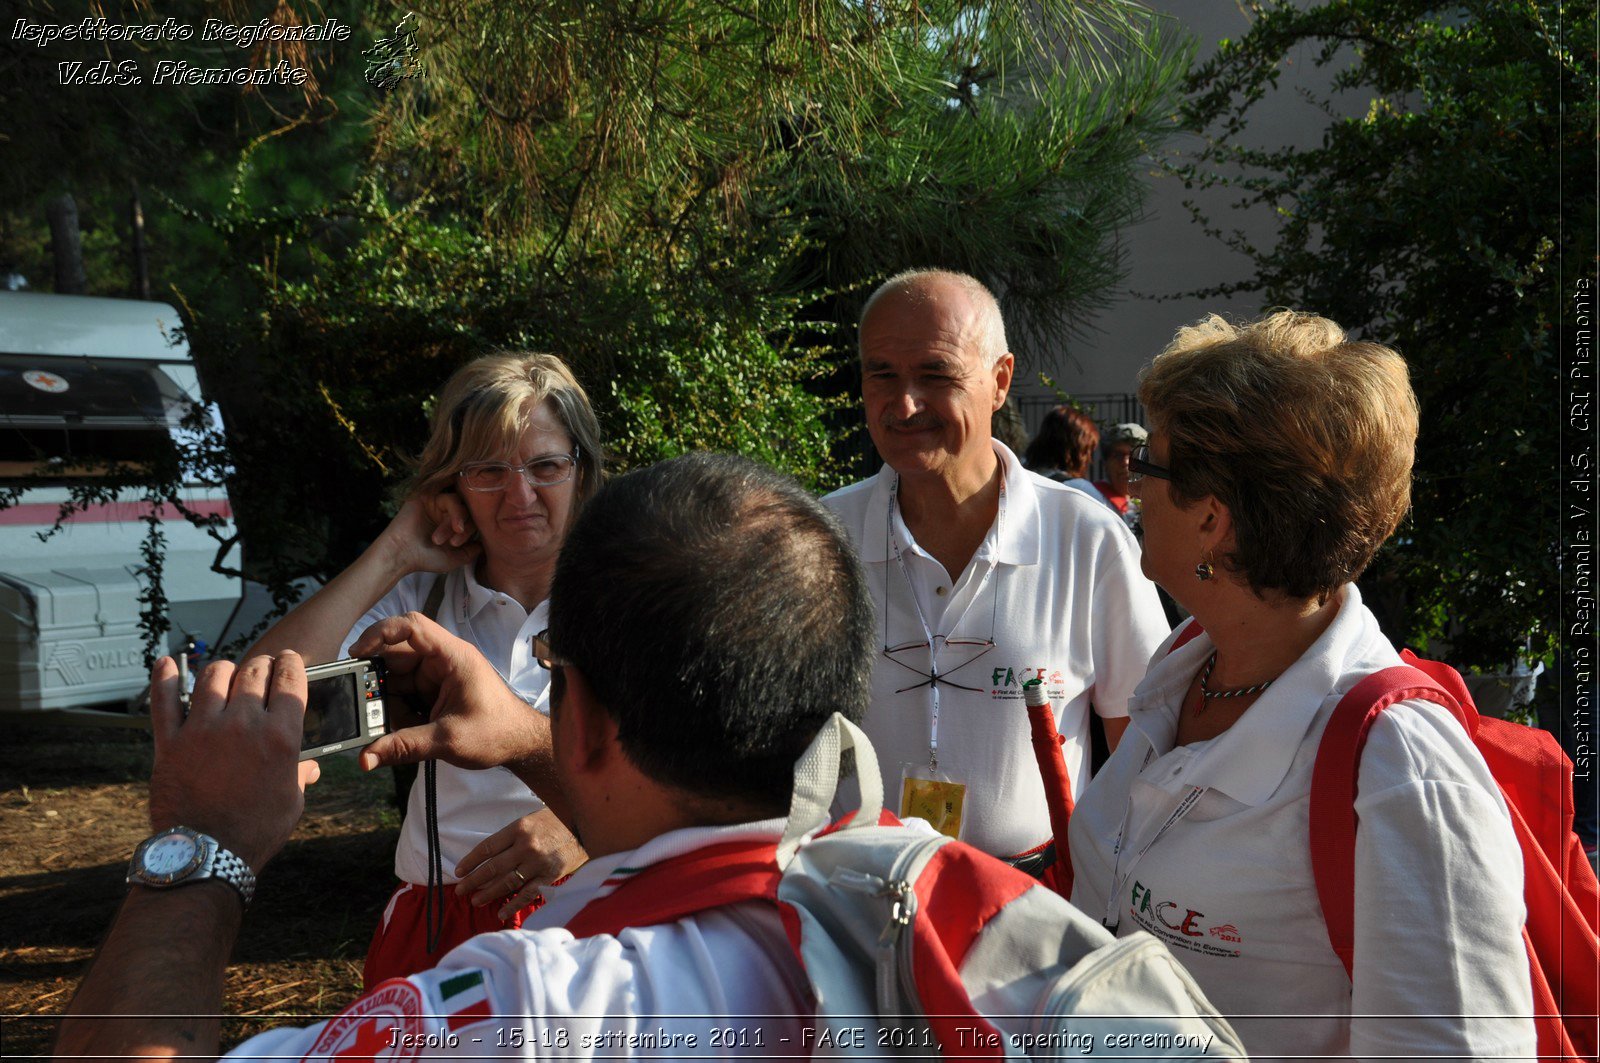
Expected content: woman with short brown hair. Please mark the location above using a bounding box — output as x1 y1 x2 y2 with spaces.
1068 311 1533 1058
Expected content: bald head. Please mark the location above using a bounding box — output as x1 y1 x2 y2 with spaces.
859 269 1009 368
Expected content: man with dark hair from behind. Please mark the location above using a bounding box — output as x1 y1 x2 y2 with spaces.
56 452 874 1061
549 452 873 813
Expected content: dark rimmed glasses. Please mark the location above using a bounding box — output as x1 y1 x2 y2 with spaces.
1127 445 1172 485
459 445 581 492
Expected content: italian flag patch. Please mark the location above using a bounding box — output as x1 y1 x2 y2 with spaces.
438 969 491 1030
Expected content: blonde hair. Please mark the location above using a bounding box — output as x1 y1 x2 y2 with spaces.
404 352 604 508
1138 310 1418 601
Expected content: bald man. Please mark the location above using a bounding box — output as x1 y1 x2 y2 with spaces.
822 269 1168 876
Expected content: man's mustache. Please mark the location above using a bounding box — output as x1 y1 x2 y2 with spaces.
882 413 942 432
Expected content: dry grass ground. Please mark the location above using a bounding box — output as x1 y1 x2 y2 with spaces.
0 720 400 1059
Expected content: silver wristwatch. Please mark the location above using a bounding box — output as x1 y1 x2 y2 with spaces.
127 826 257 907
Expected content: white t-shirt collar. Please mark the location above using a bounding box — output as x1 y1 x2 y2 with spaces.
458 562 517 623
1129 584 1370 806
525 817 788 930
860 439 1040 567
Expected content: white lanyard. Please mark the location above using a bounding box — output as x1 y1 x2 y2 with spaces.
886 473 1005 772
1102 744 1209 931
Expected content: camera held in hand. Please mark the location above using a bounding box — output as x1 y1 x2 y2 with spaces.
300 657 388 761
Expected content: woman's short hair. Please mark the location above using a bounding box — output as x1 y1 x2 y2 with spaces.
403 352 604 508
1138 311 1418 602
1024 405 1100 479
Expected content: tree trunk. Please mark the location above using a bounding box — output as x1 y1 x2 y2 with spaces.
129 181 150 300
46 193 87 294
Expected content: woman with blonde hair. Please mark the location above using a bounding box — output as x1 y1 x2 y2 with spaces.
250 352 603 986
1067 312 1534 1058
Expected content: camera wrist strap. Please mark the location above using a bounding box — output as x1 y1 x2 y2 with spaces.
424 759 443 955
420 574 448 957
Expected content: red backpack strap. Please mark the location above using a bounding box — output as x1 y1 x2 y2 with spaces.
1168 618 1205 655
1397 650 1480 735
1309 665 1465 976
564 839 782 939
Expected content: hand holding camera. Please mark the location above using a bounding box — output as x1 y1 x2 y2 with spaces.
348 612 550 780
148 654 319 875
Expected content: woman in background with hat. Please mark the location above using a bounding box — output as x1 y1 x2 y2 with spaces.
1094 422 1147 528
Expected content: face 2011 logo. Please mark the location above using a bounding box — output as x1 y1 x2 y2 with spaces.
1128 880 1243 957
989 666 1065 697
1209 923 1242 944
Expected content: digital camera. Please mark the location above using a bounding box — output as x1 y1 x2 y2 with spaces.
299 657 388 761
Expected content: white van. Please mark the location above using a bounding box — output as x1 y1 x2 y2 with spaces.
0 292 242 717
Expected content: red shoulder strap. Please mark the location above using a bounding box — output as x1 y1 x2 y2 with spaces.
1168 618 1205 654
563 810 900 941
564 839 782 939
1309 665 1465 976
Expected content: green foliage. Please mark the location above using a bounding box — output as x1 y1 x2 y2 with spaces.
175 176 847 624
379 0 1192 350
1177 0 1590 669
3 1 1192 657
186 0 1191 620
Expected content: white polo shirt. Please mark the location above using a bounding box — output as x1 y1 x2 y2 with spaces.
223 820 812 1061
1068 585 1535 1060
822 441 1169 857
342 565 548 885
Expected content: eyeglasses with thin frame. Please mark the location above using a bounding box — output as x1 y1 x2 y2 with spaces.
458 445 581 493
1127 445 1172 485
532 629 570 671
881 635 997 694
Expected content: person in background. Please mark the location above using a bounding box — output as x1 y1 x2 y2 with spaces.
1068 311 1533 1059
246 352 602 986
1094 421 1147 529
55 453 877 1061
823 268 1168 878
1023 404 1111 509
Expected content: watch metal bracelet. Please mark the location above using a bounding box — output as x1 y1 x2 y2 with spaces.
127 826 258 908
208 844 258 907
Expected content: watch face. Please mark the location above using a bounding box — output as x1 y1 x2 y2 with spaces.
142 833 199 877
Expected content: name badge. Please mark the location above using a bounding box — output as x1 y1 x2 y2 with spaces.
899 766 968 839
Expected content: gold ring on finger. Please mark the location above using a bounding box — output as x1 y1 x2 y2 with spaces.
510 868 527 886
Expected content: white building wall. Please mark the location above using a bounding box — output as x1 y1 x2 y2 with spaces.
1014 1 1372 408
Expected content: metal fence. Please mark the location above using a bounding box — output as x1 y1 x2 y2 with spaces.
1014 392 1147 482
1014 392 1146 436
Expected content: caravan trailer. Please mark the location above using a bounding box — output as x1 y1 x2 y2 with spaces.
0 292 241 719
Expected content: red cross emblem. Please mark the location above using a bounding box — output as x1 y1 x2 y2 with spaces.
22 370 68 394
303 979 425 1063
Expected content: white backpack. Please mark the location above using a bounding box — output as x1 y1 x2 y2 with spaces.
567 714 1245 1059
